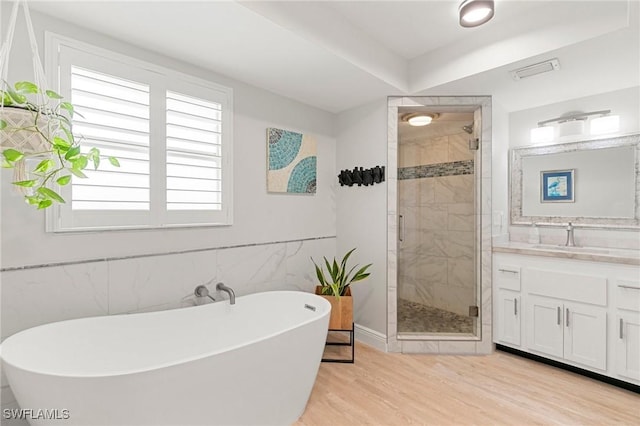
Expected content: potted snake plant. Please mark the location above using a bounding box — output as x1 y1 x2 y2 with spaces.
311 248 372 330
0 80 119 210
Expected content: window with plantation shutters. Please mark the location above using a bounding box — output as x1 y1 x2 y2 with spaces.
46 33 233 231
166 91 222 211
71 66 151 211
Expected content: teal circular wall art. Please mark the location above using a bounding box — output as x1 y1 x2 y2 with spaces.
287 156 317 193
267 127 317 194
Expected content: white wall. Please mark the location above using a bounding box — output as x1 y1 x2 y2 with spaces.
336 100 388 336
509 87 640 149
491 100 509 239
1 8 337 269
505 86 640 248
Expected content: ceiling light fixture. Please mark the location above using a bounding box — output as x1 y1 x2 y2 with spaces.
403 113 439 127
459 0 495 28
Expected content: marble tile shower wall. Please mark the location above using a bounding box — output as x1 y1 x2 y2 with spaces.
398 132 475 317
0 237 336 340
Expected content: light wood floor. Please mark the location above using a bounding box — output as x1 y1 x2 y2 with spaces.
296 342 640 426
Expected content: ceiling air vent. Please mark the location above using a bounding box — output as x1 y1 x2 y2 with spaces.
510 58 560 81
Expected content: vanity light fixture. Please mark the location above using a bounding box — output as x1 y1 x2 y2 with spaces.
459 0 495 28
531 110 618 143
402 113 439 127
537 110 612 127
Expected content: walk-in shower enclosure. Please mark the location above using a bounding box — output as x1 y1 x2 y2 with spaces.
387 96 492 354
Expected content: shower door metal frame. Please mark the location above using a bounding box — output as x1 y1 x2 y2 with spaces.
386 96 493 354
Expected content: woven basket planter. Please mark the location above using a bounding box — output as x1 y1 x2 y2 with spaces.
0 107 53 155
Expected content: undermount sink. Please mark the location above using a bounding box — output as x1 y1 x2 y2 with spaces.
532 245 612 255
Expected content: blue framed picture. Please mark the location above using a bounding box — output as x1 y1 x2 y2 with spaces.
541 169 574 203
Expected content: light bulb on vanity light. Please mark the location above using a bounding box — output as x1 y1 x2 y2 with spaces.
530 126 554 144
590 115 620 135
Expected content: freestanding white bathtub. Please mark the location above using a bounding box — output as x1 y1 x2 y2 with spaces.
1 291 331 426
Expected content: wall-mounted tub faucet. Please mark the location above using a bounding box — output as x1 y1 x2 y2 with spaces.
216 283 236 305
565 222 576 247
194 285 216 302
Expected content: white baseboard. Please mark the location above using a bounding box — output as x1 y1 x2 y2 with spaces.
354 323 387 352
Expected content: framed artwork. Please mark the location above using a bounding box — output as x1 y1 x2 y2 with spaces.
267 128 317 194
541 169 574 203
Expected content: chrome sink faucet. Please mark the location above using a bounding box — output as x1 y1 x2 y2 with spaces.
565 222 576 247
216 282 236 305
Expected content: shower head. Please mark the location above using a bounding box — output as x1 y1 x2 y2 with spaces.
462 123 474 134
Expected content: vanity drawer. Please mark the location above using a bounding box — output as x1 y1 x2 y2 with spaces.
617 280 640 312
524 268 607 306
495 264 521 291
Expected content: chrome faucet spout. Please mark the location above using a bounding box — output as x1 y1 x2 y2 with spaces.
216 283 236 305
565 222 576 247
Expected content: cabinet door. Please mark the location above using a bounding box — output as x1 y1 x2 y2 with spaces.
526 295 563 358
564 302 607 371
615 311 640 381
497 289 520 346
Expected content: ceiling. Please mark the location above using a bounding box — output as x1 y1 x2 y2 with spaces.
26 0 640 114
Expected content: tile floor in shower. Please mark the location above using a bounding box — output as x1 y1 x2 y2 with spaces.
398 298 474 334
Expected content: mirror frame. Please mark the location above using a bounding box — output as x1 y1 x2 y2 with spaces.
510 133 640 229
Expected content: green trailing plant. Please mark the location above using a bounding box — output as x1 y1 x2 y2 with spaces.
0 80 119 209
312 248 372 297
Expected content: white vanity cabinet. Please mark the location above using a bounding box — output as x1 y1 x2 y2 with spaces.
615 281 640 381
526 295 607 370
494 264 521 347
493 250 640 386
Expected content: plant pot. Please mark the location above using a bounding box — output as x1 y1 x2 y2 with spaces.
315 286 353 330
1 106 53 154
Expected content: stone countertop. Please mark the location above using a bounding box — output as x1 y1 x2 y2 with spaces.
492 241 640 266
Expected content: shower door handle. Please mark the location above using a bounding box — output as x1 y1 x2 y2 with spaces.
399 215 405 242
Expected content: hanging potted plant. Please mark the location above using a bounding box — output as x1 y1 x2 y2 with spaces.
0 1 117 210
311 248 372 330
1 80 119 209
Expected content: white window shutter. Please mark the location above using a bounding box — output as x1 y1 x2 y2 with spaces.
166 91 222 211
71 66 151 211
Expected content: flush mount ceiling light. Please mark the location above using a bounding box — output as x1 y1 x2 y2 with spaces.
459 0 495 28
402 113 440 127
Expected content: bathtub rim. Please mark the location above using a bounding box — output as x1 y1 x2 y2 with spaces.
0 290 331 379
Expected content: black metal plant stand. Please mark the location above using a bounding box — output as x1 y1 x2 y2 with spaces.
321 323 354 363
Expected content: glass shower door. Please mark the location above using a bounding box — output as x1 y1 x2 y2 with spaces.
396 110 479 336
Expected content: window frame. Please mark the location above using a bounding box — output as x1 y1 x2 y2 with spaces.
44 32 233 232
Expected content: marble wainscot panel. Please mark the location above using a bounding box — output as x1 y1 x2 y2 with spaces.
2 237 336 330
0 262 109 339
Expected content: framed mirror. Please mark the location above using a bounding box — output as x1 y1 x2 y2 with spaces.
510 133 640 229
